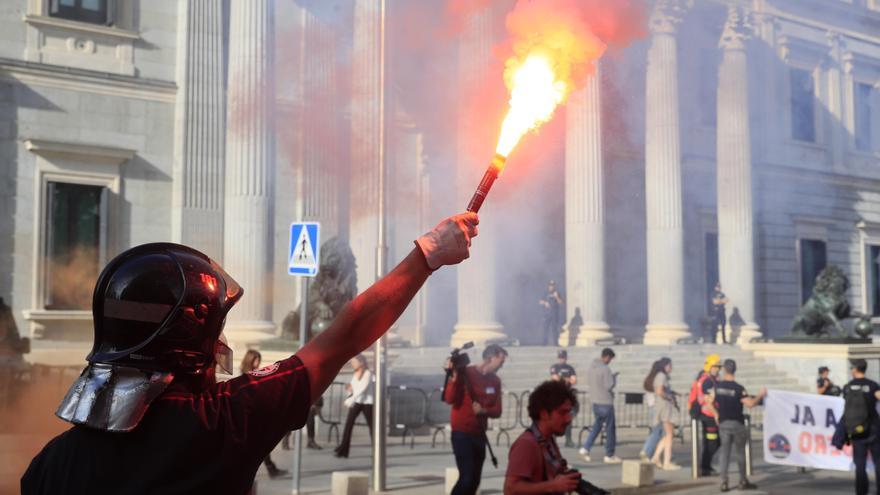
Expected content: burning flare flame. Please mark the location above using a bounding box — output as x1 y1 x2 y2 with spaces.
495 53 568 157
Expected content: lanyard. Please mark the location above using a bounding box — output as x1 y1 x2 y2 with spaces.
528 423 563 481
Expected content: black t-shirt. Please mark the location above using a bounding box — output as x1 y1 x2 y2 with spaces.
711 291 726 314
817 377 837 396
21 355 311 495
714 380 747 423
844 377 880 421
550 363 576 381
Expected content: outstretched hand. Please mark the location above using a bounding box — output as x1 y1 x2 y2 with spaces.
415 212 479 269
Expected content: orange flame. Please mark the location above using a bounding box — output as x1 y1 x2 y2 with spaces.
495 53 568 157
493 0 648 158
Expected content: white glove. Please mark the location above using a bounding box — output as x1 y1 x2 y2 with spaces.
415 212 479 269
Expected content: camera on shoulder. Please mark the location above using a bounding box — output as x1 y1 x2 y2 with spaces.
447 341 474 372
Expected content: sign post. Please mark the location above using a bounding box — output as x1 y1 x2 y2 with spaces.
288 221 320 495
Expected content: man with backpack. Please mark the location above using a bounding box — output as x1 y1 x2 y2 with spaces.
687 354 722 476
843 359 880 495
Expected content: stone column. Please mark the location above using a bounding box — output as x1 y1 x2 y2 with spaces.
450 5 505 347
349 0 383 293
223 1 276 343
643 0 691 345
562 67 611 346
171 0 225 261
826 32 847 169
717 7 761 344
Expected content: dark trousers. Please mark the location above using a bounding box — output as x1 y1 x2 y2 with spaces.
334 403 373 457
701 415 720 474
542 317 559 345
451 431 487 495
713 311 727 343
853 436 880 495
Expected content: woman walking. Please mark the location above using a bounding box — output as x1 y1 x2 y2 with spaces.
240 350 288 478
640 359 665 461
334 354 374 458
648 357 681 470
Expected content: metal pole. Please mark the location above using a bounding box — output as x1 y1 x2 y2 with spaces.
373 0 388 491
690 418 700 480
292 278 309 494
744 415 752 478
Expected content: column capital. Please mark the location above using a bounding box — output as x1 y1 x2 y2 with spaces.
719 6 752 51
649 0 692 35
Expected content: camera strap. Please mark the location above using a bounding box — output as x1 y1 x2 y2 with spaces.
527 423 563 482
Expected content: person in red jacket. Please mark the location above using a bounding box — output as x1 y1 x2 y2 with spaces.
443 344 507 495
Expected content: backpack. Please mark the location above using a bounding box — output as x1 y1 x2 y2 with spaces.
843 384 872 439
688 371 706 419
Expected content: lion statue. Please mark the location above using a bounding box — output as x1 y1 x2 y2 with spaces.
282 237 358 341
790 265 857 338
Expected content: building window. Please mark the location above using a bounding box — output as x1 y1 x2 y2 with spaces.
799 239 827 304
871 245 880 316
49 0 109 25
790 68 816 143
705 232 719 314
44 182 107 310
855 82 875 152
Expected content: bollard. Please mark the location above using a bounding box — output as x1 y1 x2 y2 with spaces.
691 418 700 480
744 415 752 478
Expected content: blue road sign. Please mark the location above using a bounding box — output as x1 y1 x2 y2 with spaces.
288 222 320 277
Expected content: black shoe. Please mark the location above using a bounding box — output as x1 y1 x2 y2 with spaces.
564 441 576 448
333 451 347 458
701 469 718 476
307 440 322 450
720 482 729 492
737 480 758 490
268 468 289 479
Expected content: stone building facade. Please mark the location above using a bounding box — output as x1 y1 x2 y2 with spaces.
1 1 880 362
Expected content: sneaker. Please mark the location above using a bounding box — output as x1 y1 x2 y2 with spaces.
639 451 649 462
661 463 682 471
579 448 591 462
307 440 322 450
603 456 623 464
565 440 576 448
720 482 730 492
737 480 758 490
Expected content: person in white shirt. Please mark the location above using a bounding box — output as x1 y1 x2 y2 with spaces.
334 354 374 458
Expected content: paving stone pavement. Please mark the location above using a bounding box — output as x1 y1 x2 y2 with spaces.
250 429 855 495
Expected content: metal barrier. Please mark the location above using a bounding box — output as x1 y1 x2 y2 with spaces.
317 381 347 445
388 386 427 449
426 388 451 447
490 391 521 447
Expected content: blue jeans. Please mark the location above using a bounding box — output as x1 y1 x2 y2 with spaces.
451 431 486 495
642 422 664 457
583 404 616 456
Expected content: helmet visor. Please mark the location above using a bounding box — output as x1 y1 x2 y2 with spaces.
215 332 233 375
209 260 243 312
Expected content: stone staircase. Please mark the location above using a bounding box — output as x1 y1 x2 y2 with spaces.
386 344 809 397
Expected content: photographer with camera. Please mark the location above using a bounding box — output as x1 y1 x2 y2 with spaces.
443 344 508 495
505 380 609 495
817 366 841 396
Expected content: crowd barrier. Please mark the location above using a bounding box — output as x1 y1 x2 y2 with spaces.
314 383 764 450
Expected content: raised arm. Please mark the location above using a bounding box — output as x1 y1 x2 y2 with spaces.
297 213 478 403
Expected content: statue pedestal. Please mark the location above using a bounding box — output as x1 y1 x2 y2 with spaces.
740 341 880 390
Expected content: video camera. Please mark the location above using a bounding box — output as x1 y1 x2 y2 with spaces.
559 460 610 495
447 341 474 372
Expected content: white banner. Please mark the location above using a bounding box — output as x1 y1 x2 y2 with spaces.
763 389 853 471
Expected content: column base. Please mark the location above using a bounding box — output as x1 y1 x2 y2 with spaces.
734 323 762 344
643 323 690 345
450 323 506 347
571 323 613 347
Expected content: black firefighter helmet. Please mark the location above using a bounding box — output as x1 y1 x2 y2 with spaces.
88 243 242 374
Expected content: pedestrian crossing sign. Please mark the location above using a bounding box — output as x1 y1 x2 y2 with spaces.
288 222 320 277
